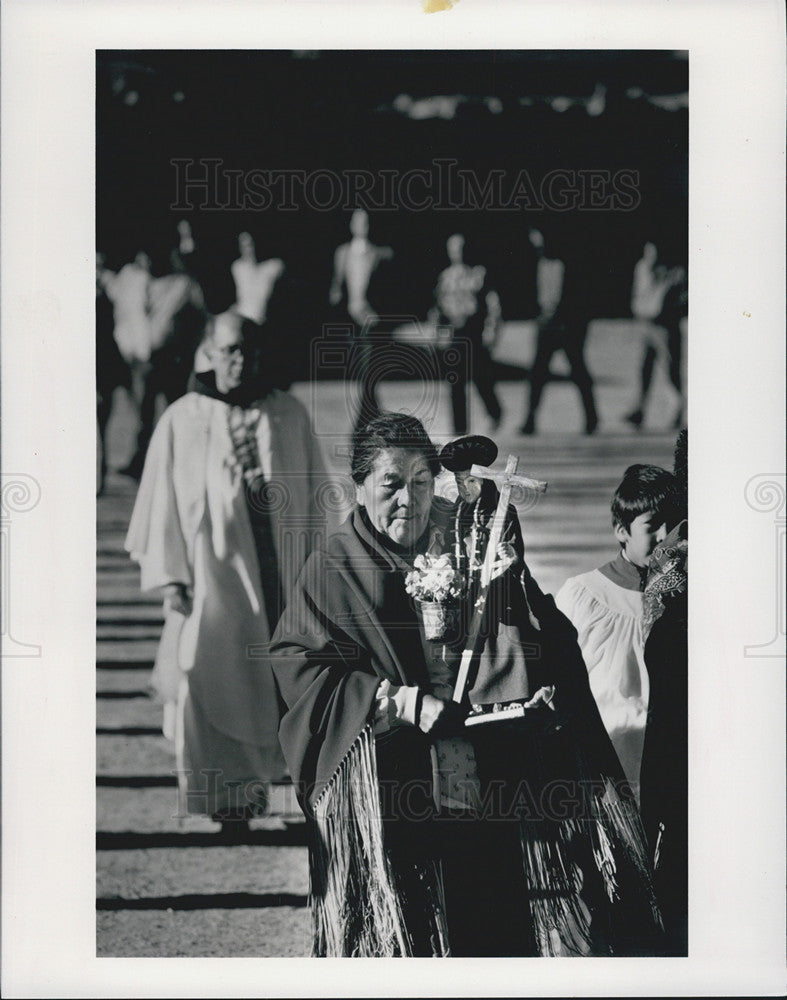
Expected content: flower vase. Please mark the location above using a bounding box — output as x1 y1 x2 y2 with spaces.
418 600 461 643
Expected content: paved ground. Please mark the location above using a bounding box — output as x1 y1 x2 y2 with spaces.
96 318 680 956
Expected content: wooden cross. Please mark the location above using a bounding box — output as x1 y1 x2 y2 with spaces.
452 455 548 704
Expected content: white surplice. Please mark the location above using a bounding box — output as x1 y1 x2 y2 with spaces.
556 568 649 801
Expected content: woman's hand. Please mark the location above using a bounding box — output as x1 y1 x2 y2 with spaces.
418 694 463 736
163 582 193 617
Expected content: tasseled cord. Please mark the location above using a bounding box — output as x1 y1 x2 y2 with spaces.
309 724 450 957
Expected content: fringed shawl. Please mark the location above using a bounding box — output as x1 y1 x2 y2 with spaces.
310 725 450 957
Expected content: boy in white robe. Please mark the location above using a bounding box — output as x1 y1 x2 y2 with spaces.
555 464 674 803
125 311 328 836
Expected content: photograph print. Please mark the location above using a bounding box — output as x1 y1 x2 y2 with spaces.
95 48 689 959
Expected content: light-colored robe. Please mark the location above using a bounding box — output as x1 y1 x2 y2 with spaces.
125 388 328 815
330 238 392 326
231 256 284 325
148 272 204 353
556 568 649 801
106 262 153 364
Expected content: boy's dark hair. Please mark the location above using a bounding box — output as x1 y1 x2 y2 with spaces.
611 463 675 532
351 412 441 485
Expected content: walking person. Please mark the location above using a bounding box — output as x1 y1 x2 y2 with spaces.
625 241 687 429
96 251 131 493
329 209 394 436
104 248 156 479
231 230 285 327
125 310 328 838
519 228 598 436
106 249 154 372
271 414 663 956
124 248 208 479
556 463 676 802
431 233 502 435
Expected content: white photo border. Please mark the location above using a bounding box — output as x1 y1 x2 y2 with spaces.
2 0 785 996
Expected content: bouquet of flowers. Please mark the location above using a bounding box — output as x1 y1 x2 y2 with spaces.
405 553 465 641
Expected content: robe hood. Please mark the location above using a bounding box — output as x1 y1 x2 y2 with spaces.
187 368 273 408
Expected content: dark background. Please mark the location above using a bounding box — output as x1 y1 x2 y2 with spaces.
97 49 688 374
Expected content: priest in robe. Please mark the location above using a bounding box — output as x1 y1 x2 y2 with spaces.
125 310 329 837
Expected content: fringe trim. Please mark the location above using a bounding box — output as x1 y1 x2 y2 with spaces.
520 779 663 956
310 725 449 957
592 777 664 930
310 727 662 957
519 817 595 957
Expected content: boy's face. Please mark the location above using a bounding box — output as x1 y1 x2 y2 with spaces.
615 511 668 568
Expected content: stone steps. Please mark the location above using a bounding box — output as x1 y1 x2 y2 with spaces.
97 356 679 956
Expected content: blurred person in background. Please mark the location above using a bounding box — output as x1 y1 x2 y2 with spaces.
175 218 196 261
105 248 154 372
125 310 328 839
104 249 154 479
329 208 394 436
120 248 209 480
231 230 285 327
431 233 503 435
520 227 598 436
625 241 686 430
96 251 131 494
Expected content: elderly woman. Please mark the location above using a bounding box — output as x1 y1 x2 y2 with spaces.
271 414 662 957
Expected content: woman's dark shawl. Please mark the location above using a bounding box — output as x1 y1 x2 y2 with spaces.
271 498 630 811
270 504 435 812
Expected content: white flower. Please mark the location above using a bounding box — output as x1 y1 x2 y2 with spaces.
404 552 464 603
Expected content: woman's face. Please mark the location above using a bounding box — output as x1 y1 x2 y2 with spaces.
356 447 435 547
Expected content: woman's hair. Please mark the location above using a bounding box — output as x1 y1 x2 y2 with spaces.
611 463 675 532
350 412 440 485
